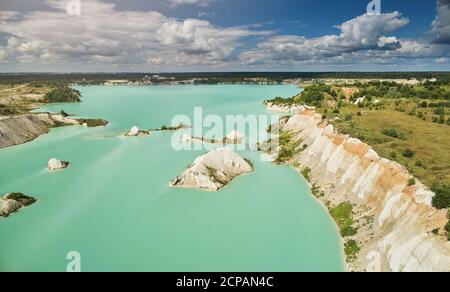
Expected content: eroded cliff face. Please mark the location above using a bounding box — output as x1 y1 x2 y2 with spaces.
278 108 450 272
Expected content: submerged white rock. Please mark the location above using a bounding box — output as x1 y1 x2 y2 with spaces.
171 148 253 191
48 158 70 171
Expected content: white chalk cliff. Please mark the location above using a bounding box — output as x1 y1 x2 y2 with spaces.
275 107 450 272
171 148 253 191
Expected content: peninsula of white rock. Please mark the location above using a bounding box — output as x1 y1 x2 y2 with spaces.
48 158 70 171
171 148 253 191
0 193 37 217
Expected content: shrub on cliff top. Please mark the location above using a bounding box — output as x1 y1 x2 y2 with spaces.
381 128 400 138
402 148 416 158
432 184 450 210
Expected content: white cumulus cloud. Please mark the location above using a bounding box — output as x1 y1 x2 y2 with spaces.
240 11 450 68
431 0 450 44
0 0 269 70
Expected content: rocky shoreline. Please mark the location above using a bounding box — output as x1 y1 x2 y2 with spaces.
267 104 450 272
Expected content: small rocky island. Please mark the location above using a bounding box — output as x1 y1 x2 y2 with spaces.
0 193 37 217
150 123 191 132
48 158 70 171
171 148 254 191
125 126 150 137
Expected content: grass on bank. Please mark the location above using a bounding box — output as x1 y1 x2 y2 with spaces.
330 202 358 237
274 131 302 164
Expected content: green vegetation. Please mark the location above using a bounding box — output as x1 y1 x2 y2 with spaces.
293 84 335 107
408 178 416 187
432 184 450 210
445 220 450 241
349 80 450 101
402 148 416 158
44 84 81 103
381 128 401 138
330 202 358 237
310 184 324 198
344 240 360 261
266 96 297 105
301 167 312 181
274 131 301 164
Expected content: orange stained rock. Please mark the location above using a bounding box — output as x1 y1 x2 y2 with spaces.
332 136 345 145
377 164 410 191
344 142 369 156
302 109 316 116
403 185 418 197
318 121 328 128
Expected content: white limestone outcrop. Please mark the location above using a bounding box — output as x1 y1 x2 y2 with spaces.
125 126 150 137
171 148 253 191
48 158 70 171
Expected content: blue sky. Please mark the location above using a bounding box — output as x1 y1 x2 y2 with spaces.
0 0 449 72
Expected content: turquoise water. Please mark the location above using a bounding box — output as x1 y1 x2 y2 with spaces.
0 85 344 272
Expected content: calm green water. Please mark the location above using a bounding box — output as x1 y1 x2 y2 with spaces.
0 85 344 272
